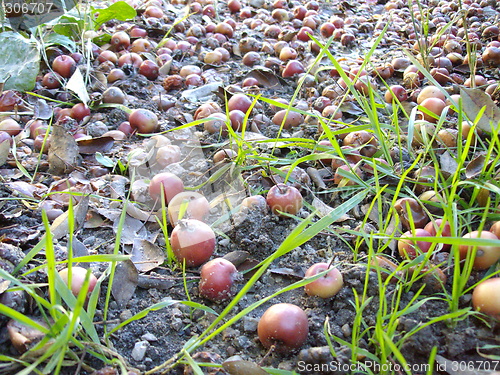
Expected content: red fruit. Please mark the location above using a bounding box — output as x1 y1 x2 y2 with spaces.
138 60 159 80
52 55 76 78
70 103 91 122
168 191 210 225
155 144 181 168
266 184 303 217
110 31 130 50
227 93 252 114
398 228 433 259
304 263 343 298
199 258 238 301
258 303 309 352
117 53 143 68
458 231 500 270
384 85 408 103
282 60 305 78
170 219 216 267
58 266 97 296
424 219 452 250
42 72 62 89
149 172 184 204
129 108 159 133
472 278 500 319
0 118 21 136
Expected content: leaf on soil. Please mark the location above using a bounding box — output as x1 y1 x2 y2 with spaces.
93 1 137 28
222 251 249 267
126 202 157 222
137 274 175 289
26 97 53 120
0 32 40 91
460 87 500 133
77 136 114 155
270 267 304 278
48 119 80 175
243 68 282 88
112 260 138 307
182 82 224 103
339 101 364 115
312 195 351 221
465 153 486 179
7 181 47 198
130 239 164 272
0 141 11 166
439 151 458 176
83 210 110 229
66 67 90 104
113 215 149 245
222 356 268 375
50 196 90 240
72 238 90 262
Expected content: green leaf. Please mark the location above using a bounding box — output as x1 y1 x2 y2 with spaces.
93 1 136 29
51 15 85 37
95 152 115 168
43 33 76 52
0 32 39 91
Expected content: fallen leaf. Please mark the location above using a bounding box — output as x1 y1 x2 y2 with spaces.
182 82 224 103
113 215 149 245
243 68 282 89
77 136 114 155
0 140 10 166
112 260 138 307
50 196 90 240
66 67 90 104
312 195 351 222
223 356 268 375
465 153 486 179
130 239 165 272
440 151 459 177
222 251 249 267
48 118 80 175
460 87 500 134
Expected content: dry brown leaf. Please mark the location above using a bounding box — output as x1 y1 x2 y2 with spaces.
439 151 458 177
460 87 500 134
50 195 90 240
465 153 486 179
222 356 268 375
243 68 282 89
77 136 114 155
311 195 351 222
130 239 164 272
48 118 80 175
0 140 10 166
112 260 138 307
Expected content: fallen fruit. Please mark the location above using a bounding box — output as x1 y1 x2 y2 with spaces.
266 184 303 217
458 231 500 270
149 172 184 204
58 266 98 296
258 303 308 352
170 219 216 267
199 258 238 302
168 191 210 225
304 263 343 298
398 228 433 259
472 278 500 319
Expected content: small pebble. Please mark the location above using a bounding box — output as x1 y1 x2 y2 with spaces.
141 333 158 342
131 340 150 361
120 310 133 321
